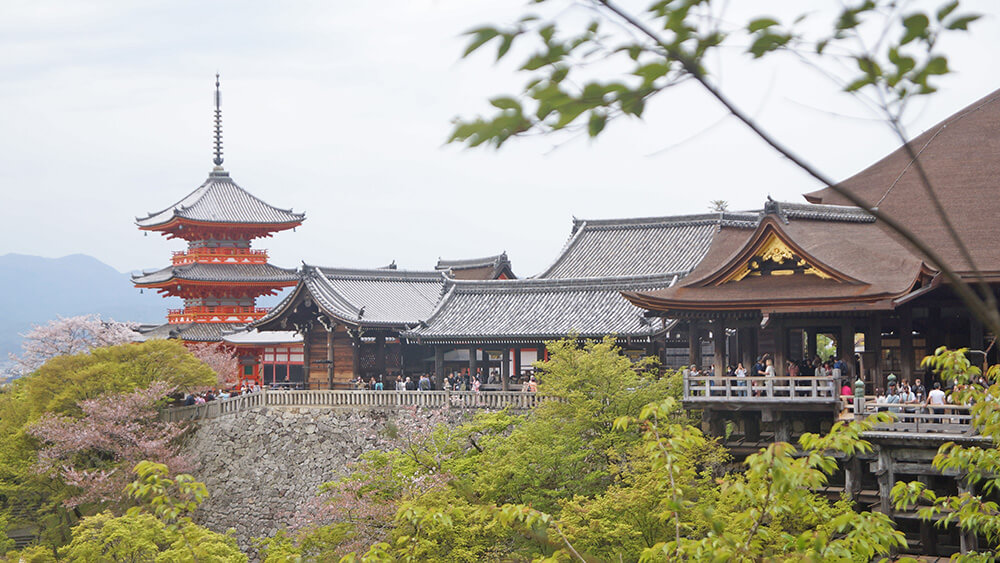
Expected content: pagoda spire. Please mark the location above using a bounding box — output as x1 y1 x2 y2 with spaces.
213 73 224 168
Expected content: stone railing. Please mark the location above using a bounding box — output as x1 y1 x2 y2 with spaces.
162 389 541 422
683 375 839 402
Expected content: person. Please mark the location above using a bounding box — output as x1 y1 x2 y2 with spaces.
927 381 947 423
885 384 902 414
404 376 416 391
833 356 847 377
763 358 775 397
194 394 206 405
840 379 853 417
396 375 405 391
734 362 747 396
418 374 431 391
374 377 384 391
913 378 926 403
527 376 538 393
184 393 196 406
218 389 230 400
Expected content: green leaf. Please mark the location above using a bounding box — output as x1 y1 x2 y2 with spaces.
936 1 959 21
748 17 780 33
924 56 949 75
900 13 929 45
588 112 607 137
946 14 980 30
463 28 499 57
496 34 514 60
490 97 521 111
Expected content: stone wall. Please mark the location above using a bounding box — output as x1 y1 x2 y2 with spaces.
182 405 444 548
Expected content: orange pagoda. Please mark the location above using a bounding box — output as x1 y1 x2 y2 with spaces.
134 75 305 353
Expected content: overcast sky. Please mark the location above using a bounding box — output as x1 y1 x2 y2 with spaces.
1 1 997 279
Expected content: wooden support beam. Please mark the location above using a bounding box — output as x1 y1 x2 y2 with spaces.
870 315 883 390
434 346 445 389
302 330 311 389
352 336 361 380
375 334 386 377
840 321 855 378
513 347 521 379
744 414 760 441
900 307 914 383
502 348 511 391
713 318 726 376
774 320 787 377
326 329 334 390
877 448 894 516
469 347 478 383
688 320 701 368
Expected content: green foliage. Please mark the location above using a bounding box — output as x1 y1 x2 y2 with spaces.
0 340 215 549
58 511 244 563
0 545 57 563
449 1 979 148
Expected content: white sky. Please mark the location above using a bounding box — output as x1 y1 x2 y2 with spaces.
1 1 997 278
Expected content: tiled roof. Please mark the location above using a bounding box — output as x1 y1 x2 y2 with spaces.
132 263 298 285
222 330 302 345
436 252 515 280
254 265 447 328
138 322 245 342
536 205 877 279
136 169 305 228
403 273 679 344
804 88 1000 275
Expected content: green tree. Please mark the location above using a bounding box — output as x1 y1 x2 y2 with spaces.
0 340 216 549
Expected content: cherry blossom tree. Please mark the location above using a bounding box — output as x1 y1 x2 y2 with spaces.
28 381 190 508
186 342 240 387
8 314 139 377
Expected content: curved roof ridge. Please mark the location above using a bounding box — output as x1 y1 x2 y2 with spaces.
136 170 305 228
449 271 683 292
310 264 446 281
435 252 508 270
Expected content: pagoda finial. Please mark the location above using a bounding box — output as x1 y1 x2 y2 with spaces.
213 73 224 168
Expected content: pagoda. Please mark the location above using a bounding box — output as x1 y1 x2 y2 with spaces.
134 75 305 344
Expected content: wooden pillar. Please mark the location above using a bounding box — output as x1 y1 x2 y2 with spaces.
870 315 883 390
713 318 726 376
970 314 984 352
744 414 760 441
469 347 478 383
773 412 791 443
845 456 862 501
375 334 386 377
917 475 936 554
688 320 701 368
877 447 894 516
434 346 445 388
840 321 854 377
806 329 817 361
900 308 914 383
774 320 786 377
351 335 361 380
502 348 511 391
326 329 335 389
302 330 311 389
513 347 521 379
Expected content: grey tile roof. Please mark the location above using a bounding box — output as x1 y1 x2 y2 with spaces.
138 322 245 342
254 265 447 328
535 204 875 279
132 262 298 285
136 169 305 228
403 273 679 344
435 253 508 270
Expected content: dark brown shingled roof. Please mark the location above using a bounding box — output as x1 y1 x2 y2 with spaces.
624 206 935 314
803 88 1000 277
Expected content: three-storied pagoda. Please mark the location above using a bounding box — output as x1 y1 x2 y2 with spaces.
134 76 304 347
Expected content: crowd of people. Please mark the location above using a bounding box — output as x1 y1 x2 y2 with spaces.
182 383 261 405
350 371 539 393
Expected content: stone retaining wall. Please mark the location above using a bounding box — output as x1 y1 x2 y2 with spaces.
182 405 453 549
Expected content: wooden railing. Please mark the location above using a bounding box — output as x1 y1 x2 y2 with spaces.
161 389 541 422
859 399 975 436
683 375 839 401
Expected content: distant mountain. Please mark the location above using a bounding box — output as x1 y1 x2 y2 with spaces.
0 253 293 362
0 253 177 361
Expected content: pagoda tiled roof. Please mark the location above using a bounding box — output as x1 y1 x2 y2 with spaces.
403 273 679 345
254 265 448 329
138 322 245 342
132 262 298 285
136 169 305 229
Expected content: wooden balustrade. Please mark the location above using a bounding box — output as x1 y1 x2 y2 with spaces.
683 375 839 402
859 400 975 436
160 389 542 422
